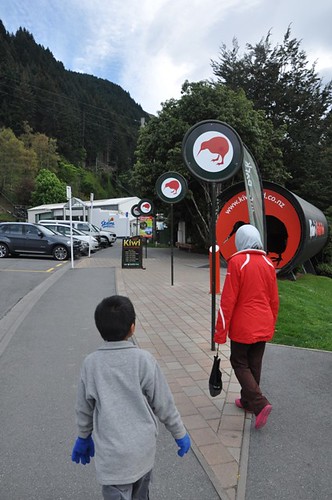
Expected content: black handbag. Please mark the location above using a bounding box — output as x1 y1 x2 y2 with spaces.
209 346 223 397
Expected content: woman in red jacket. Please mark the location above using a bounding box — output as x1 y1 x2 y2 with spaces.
214 224 279 429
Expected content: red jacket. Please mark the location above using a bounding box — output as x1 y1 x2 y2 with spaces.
214 249 279 344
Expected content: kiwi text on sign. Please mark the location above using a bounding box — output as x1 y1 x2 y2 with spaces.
123 238 141 247
121 237 143 269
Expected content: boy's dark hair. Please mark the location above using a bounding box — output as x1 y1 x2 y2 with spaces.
94 295 136 341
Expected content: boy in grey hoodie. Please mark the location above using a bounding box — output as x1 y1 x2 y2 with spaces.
71 295 191 500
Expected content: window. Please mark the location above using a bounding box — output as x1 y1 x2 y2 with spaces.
6 224 24 235
60 226 71 236
77 223 90 232
26 225 39 235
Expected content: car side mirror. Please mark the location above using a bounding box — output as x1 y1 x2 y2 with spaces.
38 231 44 238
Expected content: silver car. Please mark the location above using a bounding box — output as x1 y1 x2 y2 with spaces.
39 223 100 254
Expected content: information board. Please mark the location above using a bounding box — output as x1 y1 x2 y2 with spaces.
139 216 153 239
121 236 143 269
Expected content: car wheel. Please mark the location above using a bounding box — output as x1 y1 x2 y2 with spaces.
0 242 9 258
53 245 69 261
100 237 108 248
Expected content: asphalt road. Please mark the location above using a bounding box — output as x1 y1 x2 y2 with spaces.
246 344 332 500
0 266 112 499
0 247 220 500
0 255 67 320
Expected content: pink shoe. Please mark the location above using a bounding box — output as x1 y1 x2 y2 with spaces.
255 404 272 429
235 399 253 413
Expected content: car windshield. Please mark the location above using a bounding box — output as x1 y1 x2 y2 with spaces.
76 223 91 232
72 228 85 235
57 226 82 236
35 224 60 236
91 224 101 232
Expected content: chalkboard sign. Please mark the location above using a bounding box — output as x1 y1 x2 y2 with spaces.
121 236 143 269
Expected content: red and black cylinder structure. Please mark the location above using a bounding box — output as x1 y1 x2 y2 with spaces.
216 181 328 276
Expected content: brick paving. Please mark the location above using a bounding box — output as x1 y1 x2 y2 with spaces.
76 246 251 499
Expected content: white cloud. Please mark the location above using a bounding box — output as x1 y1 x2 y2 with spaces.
1 0 331 113
104 0 256 112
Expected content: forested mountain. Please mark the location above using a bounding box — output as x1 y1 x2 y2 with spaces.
0 20 148 171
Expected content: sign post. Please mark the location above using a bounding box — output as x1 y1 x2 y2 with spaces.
66 185 74 269
89 192 94 257
210 182 217 337
155 172 188 285
182 120 243 350
137 199 154 259
170 203 174 285
131 204 141 237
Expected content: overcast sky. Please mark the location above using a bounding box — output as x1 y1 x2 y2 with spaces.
1 0 331 115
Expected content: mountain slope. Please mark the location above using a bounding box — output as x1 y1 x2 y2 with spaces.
0 20 149 170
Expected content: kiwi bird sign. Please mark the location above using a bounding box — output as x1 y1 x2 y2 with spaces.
197 136 230 166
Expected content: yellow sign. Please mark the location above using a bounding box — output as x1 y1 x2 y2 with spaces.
123 238 141 247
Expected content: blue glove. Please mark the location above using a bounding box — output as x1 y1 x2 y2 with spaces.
71 435 95 465
175 433 191 457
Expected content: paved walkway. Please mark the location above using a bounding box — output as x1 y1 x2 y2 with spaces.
76 245 250 500
2 243 331 499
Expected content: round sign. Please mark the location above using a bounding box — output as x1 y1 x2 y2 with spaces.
156 172 188 204
182 120 243 182
131 204 141 217
138 199 154 215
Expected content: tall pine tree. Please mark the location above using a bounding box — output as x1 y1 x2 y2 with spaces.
211 27 332 210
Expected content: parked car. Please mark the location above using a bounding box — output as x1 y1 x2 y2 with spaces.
39 222 99 254
38 220 109 247
91 224 116 246
0 222 82 261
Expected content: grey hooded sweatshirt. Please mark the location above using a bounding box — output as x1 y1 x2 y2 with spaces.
75 341 186 485
235 224 263 251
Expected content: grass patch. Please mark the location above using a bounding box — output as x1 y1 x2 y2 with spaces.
0 213 16 222
273 274 332 351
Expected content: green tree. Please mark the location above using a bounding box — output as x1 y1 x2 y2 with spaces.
318 110 332 210
0 127 37 200
211 27 332 209
132 80 287 247
20 123 60 172
57 159 81 192
31 168 66 205
78 169 108 200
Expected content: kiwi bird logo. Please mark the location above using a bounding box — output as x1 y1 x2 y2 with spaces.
223 221 246 244
223 217 288 267
197 136 230 166
266 216 288 266
142 203 151 210
164 180 180 194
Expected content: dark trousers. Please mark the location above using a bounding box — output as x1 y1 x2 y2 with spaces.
102 470 151 500
230 340 270 415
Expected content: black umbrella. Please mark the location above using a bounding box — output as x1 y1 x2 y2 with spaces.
209 346 223 397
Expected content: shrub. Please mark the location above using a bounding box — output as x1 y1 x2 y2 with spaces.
316 263 332 278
